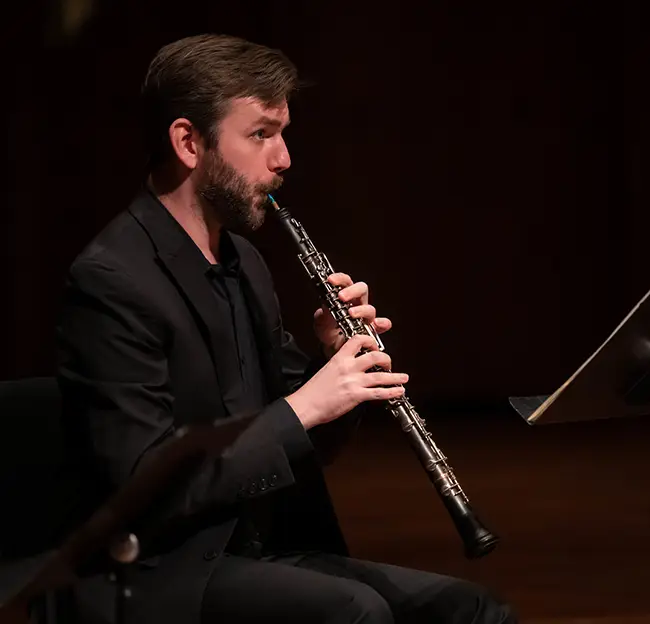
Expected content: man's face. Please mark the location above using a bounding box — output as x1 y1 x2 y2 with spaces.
196 96 291 234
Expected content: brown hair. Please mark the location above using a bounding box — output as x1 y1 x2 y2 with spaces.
141 34 298 169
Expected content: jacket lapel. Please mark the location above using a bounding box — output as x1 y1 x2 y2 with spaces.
127 190 241 416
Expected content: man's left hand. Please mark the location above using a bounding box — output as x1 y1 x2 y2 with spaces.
313 273 392 359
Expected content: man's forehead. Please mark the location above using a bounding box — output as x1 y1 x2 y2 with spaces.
226 96 290 125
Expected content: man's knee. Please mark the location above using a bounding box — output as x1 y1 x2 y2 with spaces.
453 580 517 624
473 586 517 624
421 579 517 624
342 582 394 624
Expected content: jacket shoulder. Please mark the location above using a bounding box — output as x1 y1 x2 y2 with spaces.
70 209 153 275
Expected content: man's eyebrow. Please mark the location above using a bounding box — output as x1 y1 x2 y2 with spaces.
252 115 290 128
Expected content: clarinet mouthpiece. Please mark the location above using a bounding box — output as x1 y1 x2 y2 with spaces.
268 194 281 212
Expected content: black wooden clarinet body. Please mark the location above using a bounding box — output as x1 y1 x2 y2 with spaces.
269 195 498 559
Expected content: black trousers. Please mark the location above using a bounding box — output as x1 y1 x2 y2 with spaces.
201 551 517 624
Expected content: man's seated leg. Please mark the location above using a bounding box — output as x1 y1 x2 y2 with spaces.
284 552 516 624
201 553 394 624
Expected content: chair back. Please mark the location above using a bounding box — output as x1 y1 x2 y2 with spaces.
0 377 86 559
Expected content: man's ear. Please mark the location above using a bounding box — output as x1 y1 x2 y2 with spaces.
168 118 203 170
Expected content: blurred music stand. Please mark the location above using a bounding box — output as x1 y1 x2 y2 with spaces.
510 287 650 425
0 412 256 624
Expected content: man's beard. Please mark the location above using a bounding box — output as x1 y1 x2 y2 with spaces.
196 149 283 235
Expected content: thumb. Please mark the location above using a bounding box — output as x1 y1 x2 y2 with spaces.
313 304 331 322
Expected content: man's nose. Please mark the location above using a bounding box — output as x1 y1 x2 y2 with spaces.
269 136 291 174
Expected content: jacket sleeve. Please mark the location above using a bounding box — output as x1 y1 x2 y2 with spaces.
56 258 313 529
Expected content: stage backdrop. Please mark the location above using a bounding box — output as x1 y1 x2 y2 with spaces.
2 0 640 409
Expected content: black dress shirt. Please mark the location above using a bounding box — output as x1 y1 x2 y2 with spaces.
205 231 273 557
205 233 268 417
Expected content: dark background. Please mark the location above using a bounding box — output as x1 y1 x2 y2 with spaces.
2 0 643 406
3 2 649 621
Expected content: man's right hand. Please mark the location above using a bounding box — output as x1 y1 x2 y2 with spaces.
285 334 408 430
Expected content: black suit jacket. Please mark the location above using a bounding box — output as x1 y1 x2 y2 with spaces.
56 190 358 623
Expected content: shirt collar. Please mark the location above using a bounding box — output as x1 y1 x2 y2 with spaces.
206 229 241 278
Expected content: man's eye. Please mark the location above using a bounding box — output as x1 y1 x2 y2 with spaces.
252 129 267 140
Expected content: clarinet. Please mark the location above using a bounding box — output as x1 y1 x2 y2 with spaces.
268 195 499 560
